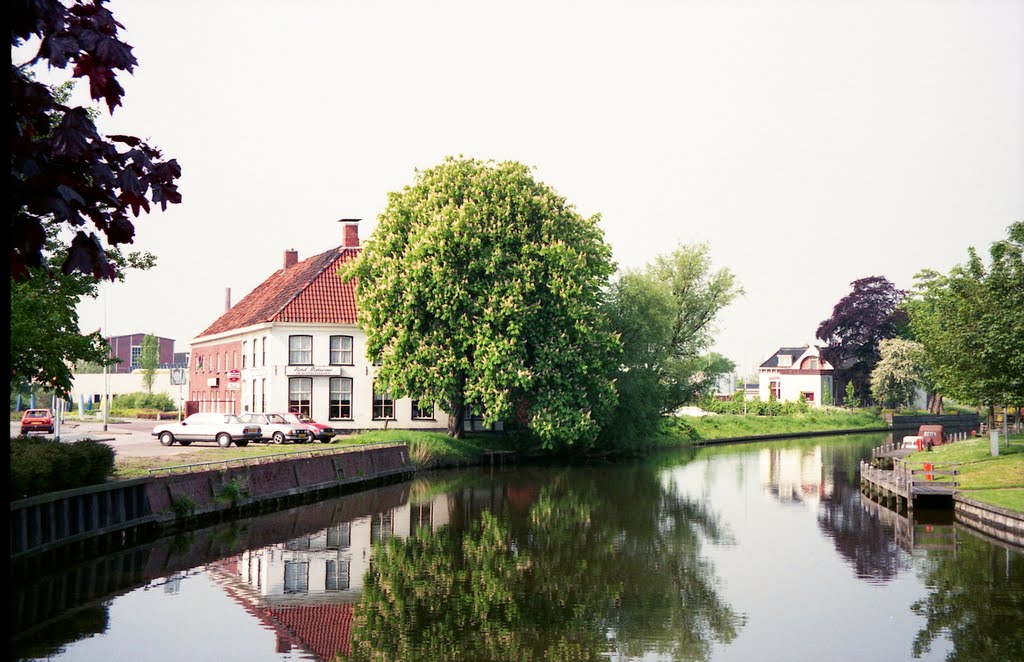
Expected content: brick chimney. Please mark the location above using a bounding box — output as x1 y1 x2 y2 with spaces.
283 249 298 269
340 218 361 249
225 287 231 312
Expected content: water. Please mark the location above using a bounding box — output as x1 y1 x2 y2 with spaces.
12 433 1024 661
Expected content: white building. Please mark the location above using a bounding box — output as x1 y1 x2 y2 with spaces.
757 344 834 406
187 221 458 432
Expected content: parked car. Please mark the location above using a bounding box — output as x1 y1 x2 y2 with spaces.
279 411 337 443
152 413 261 448
238 413 311 444
20 409 54 435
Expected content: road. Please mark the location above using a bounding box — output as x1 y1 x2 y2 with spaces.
10 418 203 458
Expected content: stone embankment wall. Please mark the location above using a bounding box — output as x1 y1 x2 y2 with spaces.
954 495 1024 548
10 444 411 562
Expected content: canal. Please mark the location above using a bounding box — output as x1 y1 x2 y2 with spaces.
13 433 1024 661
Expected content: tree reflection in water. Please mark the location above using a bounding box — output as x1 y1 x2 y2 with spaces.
910 534 1024 661
343 465 745 661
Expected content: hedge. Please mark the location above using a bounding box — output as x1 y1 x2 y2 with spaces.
10 437 116 501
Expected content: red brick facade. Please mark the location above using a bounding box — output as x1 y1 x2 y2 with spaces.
188 339 244 414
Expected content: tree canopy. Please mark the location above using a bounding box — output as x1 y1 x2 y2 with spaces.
139 333 159 393
816 276 907 405
869 338 925 410
906 221 1024 414
599 244 740 450
344 157 619 449
11 0 181 282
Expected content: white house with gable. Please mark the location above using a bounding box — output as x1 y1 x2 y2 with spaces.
758 344 834 406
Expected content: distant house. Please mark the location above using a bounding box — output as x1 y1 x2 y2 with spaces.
106 334 178 373
758 345 834 406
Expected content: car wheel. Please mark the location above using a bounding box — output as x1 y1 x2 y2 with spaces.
217 433 233 448
20 428 27 436
159 432 175 446
272 432 285 444
320 437 332 444
179 439 192 446
47 427 54 434
236 440 249 447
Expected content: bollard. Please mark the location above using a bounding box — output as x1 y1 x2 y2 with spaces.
990 430 1000 456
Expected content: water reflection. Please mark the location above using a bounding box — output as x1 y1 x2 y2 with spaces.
12 437 1024 662
342 466 746 661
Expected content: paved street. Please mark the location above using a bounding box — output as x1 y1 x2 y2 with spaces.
10 417 203 458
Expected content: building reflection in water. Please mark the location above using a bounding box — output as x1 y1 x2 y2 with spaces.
759 447 832 508
205 494 452 661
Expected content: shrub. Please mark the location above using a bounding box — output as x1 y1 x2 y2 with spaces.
110 392 176 412
10 437 116 500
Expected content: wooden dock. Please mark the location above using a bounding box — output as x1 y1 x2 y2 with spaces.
860 458 959 510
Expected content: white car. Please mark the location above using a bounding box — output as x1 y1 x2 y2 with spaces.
238 413 312 444
153 413 262 448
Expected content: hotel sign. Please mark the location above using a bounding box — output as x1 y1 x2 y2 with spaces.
285 365 342 377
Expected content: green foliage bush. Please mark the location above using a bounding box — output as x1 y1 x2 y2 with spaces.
110 392 176 412
10 437 116 500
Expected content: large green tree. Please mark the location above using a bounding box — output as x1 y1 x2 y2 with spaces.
344 157 619 449
10 224 154 396
907 221 1024 423
599 244 740 450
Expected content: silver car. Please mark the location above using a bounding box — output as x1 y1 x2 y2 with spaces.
238 413 312 444
153 413 262 448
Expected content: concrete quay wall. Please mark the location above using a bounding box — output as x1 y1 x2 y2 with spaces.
10 444 412 562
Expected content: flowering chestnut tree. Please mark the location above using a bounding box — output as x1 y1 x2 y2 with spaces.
344 157 619 449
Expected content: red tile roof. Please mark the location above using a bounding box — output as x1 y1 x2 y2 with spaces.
197 247 361 338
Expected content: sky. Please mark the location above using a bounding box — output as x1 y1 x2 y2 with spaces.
28 0 1023 377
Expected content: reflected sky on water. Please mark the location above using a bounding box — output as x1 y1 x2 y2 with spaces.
14 433 1024 661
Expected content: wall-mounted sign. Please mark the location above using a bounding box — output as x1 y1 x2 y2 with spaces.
285 365 343 377
227 381 240 391
170 368 186 385
227 369 241 382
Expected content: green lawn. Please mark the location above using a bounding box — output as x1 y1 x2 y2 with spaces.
113 429 507 479
904 434 1024 513
664 409 886 442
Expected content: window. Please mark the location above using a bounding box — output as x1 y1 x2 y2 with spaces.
253 340 258 367
371 510 393 543
242 342 248 368
327 522 351 550
330 335 354 365
412 399 434 420
130 345 142 371
261 336 267 366
330 377 353 420
289 378 312 416
373 386 394 420
251 379 257 413
801 391 815 402
777 354 792 367
411 503 432 535
325 559 350 591
807 358 818 370
260 378 266 413
289 335 312 365
770 380 781 400
283 561 309 594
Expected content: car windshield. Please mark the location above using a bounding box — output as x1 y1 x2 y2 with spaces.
267 414 287 424
294 412 313 423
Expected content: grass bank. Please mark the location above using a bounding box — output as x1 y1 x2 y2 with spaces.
658 408 886 444
903 433 1024 513
112 429 510 480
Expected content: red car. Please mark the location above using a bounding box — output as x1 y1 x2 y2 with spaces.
20 409 55 435
280 412 337 444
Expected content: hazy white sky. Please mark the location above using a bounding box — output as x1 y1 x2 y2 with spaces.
46 0 1022 376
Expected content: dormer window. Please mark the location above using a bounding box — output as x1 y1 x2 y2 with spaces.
778 355 792 367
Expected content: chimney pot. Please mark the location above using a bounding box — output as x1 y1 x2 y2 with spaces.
284 249 298 269
225 287 231 312
340 218 361 249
